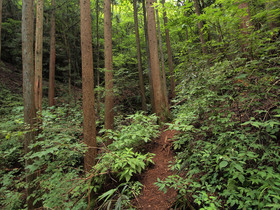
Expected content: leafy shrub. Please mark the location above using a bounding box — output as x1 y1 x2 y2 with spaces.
104 111 159 150
91 112 158 208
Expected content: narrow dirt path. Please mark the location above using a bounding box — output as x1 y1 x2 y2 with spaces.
135 128 177 209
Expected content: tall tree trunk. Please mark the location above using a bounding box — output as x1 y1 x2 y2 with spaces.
62 32 72 104
35 0 44 113
193 0 207 54
142 0 155 112
162 0 175 99
133 0 147 111
146 0 169 120
104 0 114 134
48 0 56 106
96 0 101 114
22 0 40 208
238 2 251 33
238 1 252 54
0 0 3 60
80 0 97 172
155 6 168 108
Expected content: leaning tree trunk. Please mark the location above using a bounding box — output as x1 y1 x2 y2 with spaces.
146 0 169 120
104 0 114 136
80 0 97 172
133 0 147 111
48 0 56 106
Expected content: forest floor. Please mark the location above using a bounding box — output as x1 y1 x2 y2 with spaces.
134 128 178 209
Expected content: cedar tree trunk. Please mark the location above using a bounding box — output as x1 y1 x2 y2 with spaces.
146 0 168 120
80 0 97 172
133 0 147 111
48 0 56 106
35 0 44 113
104 0 114 133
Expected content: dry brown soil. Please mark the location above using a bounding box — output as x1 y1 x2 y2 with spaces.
134 128 178 209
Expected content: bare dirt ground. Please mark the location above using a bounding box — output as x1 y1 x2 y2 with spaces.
134 128 178 210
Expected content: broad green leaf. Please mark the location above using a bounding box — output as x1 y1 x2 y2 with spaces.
219 160 228 169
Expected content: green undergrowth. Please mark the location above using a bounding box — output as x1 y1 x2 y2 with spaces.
0 88 158 210
156 51 280 209
93 112 158 209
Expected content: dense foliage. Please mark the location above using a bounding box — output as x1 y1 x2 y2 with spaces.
0 0 279 209
154 0 280 208
0 98 158 208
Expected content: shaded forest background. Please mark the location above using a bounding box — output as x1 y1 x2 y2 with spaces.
0 0 280 209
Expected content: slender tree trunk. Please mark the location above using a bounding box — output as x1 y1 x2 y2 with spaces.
80 0 97 172
155 6 168 108
96 0 101 114
68 57 71 102
104 0 114 134
142 0 155 112
162 0 175 99
35 0 44 113
62 32 72 104
22 0 39 208
238 2 252 55
193 0 207 54
133 0 147 111
0 0 3 60
146 0 169 120
48 0 56 106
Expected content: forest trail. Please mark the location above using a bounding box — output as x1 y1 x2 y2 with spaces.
135 128 177 209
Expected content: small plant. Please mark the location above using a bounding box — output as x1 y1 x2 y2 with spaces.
97 181 143 209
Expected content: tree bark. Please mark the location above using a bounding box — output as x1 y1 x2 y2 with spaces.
62 32 72 104
80 0 97 172
155 5 168 108
48 0 56 106
146 0 169 120
193 0 207 54
162 0 175 99
133 0 147 111
238 2 251 33
35 0 44 113
104 0 114 133
0 0 3 60
142 0 155 112
96 0 101 114
22 0 39 208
